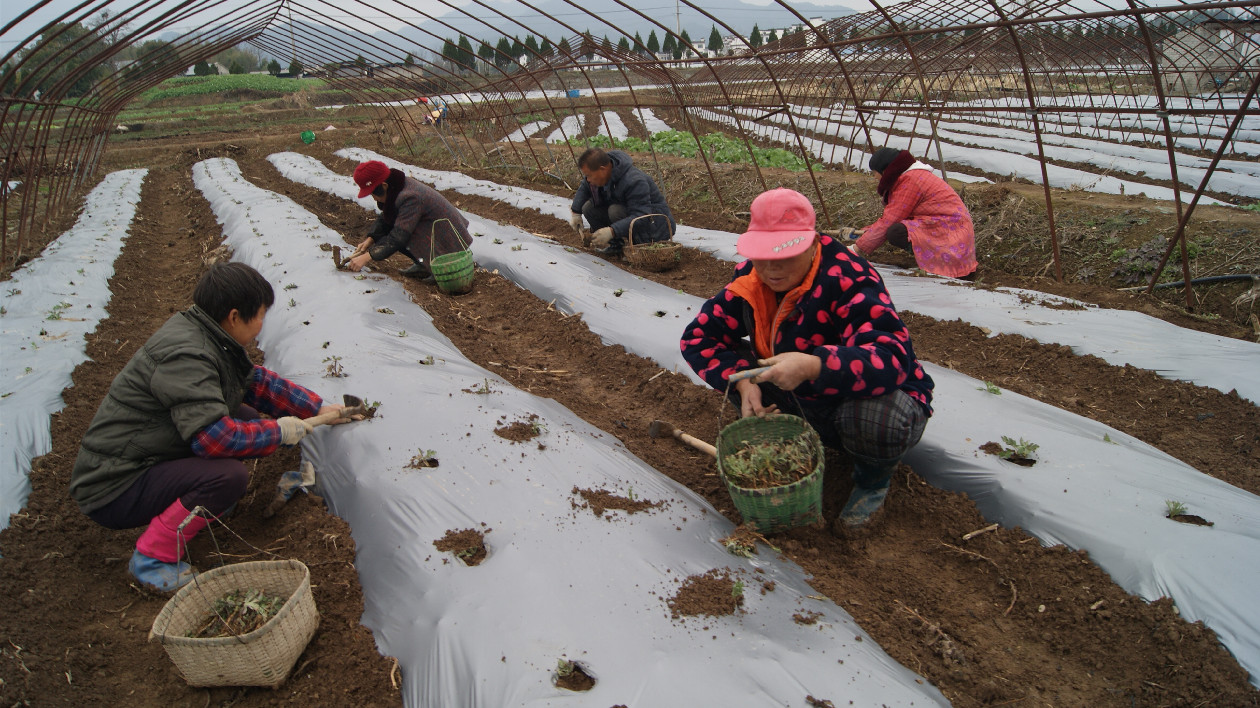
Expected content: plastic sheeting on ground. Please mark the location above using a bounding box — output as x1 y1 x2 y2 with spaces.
277 151 1260 686
196 157 950 707
0 169 147 533
326 148 1260 404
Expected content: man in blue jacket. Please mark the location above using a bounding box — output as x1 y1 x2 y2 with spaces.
569 148 676 256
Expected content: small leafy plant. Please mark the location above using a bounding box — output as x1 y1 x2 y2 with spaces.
723 435 816 489
419 355 435 365
977 381 1001 395
731 580 746 599
464 378 495 395
283 283 298 290
46 302 71 320
1165 500 1188 518
188 588 284 638
613 288 624 297
407 449 439 469
492 238 504 244
999 436 1039 460
511 244 523 252
556 658 575 677
377 307 395 314
323 355 346 378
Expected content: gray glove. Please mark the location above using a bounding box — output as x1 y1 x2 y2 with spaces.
568 212 584 233
590 227 614 248
277 416 313 445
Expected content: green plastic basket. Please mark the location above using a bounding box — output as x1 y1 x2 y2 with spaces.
431 249 474 294
299 130 315 145
716 414 825 533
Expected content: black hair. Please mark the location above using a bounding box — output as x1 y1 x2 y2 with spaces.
577 148 611 171
193 262 275 323
869 147 902 173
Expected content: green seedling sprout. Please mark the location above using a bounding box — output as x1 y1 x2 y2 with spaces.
998 436 1039 460
731 580 745 598
377 307 395 314
419 355 435 365
284 283 298 290
1165 500 1188 518
492 238 504 244
556 659 575 677
613 288 624 297
511 244 523 252
322 355 346 378
977 381 1001 395
288 298 297 307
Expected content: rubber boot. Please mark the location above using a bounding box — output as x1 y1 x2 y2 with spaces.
838 455 899 528
130 499 207 593
400 260 433 280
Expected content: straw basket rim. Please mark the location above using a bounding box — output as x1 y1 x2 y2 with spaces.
149 559 312 648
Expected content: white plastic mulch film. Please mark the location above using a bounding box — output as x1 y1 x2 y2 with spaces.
285 149 1260 687
0 169 148 533
192 157 951 707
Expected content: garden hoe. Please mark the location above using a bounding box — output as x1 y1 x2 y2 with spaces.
302 393 376 428
648 419 717 458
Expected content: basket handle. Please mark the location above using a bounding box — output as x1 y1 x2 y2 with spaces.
625 213 673 249
429 217 471 262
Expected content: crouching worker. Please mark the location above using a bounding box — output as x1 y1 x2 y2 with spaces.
568 148 675 256
680 189 934 529
70 263 351 593
852 147 977 279
346 160 472 281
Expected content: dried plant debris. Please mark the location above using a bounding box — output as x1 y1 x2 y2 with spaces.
720 524 779 558
570 486 660 518
553 658 595 692
188 588 284 638
667 569 745 619
722 435 817 488
494 413 544 442
433 527 488 566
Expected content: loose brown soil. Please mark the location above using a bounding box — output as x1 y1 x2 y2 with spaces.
2 115 1258 708
493 413 542 442
432 528 489 566
570 486 662 517
667 569 745 619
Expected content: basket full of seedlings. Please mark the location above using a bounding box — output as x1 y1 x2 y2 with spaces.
623 214 681 272
716 414 824 533
149 559 319 688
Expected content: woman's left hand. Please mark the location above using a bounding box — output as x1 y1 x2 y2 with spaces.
347 252 372 272
753 353 822 391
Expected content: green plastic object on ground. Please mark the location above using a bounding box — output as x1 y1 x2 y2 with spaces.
716 414 825 533
431 250 474 294
300 130 316 144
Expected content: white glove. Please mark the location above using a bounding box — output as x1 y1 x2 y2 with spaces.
568 212 584 232
590 227 614 248
277 416 313 445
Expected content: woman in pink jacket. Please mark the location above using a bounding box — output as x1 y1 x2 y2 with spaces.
851 148 977 279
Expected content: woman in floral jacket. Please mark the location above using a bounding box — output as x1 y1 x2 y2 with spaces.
852 148 977 279
681 188 934 528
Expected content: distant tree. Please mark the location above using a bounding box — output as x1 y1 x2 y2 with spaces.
707 26 722 53
680 29 693 56
478 41 495 68
404 53 414 65
511 37 525 61
662 33 677 56
583 32 596 60
525 35 539 56
767 29 778 43
558 37 572 57
647 30 660 54
634 31 647 54
750 25 763 48
457 35 475 70
268 59 282 75
442 39 459 68
495 37 513 68
193 60 215 76
228 61 245 74
354 55 367 68
617 36 630 53
540 38 553 57
288 59 302 75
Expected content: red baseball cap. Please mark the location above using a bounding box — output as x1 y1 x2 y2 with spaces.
736 188 817 260
353 160 390 199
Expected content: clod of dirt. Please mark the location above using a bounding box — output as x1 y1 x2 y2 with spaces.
433 528 488 566
553 660 596 692
570 486 660 517
667 569 745 619
405 451 439 469
793 610 823 625
494 413 542 442
1168 513 1214 527
805 696 836 708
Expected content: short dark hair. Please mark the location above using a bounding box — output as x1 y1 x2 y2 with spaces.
193 262 275 323
577 148 611 171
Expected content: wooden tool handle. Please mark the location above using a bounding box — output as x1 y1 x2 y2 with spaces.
302 410 345 428
675 430 717 458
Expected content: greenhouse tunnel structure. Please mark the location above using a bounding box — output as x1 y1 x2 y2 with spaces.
3 0 1259 303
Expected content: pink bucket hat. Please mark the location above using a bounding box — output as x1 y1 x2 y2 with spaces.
736 188 817 260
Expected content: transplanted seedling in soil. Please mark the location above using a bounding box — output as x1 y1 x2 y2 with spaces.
570 485 661 518
322 355 346 378
494 413 544 443
554 658 595 692
433 527 488 566
667 568 745 619
462 378 495 395
980 436 1039 466
406 449 439 469
1165 500 1214 527
187 588 285 638
722 435 817 489
977 381 1001 395
719 524 780 558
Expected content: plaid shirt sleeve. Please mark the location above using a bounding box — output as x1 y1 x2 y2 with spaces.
191 416 282 458
243 366 323 418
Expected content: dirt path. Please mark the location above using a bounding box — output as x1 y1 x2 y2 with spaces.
1 123 1257 707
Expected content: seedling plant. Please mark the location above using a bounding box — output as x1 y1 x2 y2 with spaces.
188 588 284 638
999 436 1039 462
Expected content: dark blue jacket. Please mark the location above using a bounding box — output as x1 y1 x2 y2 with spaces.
571 150 675 241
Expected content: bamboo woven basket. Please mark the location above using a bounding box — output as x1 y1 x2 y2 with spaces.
716 414 825 533
149 559 319 688
623 213 680 272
